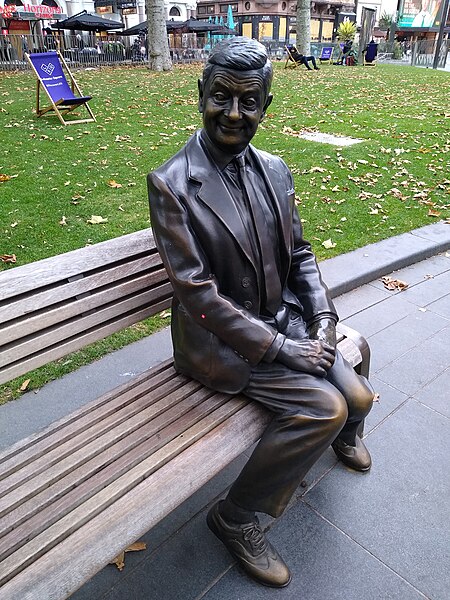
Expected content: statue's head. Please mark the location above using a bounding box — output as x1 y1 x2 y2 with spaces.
198 37 273 155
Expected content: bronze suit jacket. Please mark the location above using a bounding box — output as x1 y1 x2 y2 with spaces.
148 131 337 394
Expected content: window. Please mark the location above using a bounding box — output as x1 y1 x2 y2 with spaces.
220 3 237 12
245 1 251 8
169 6 181 16
197 4 215 15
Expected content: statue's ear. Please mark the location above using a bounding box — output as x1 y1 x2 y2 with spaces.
198 79 204 113
260 93 273 122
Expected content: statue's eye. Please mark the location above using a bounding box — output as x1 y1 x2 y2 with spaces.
213 92 227 102
242 97 257 109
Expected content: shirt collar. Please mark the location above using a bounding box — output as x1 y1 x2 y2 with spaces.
200 129 248 172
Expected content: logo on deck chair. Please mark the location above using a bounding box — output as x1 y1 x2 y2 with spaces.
41 63 55 76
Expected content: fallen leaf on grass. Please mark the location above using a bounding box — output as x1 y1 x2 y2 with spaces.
160 310 171 319
87 215 108 224
381 276 408 291
0 254 16 263
59 216 67 226
322 239 336 249
19 379 30 392
427 209 441 217
107 180 123 188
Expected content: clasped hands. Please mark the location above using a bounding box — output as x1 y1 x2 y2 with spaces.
276 317 337 377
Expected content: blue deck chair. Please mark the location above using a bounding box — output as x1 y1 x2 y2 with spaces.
363 41 378 66
25 51 96 125
318 46 333 64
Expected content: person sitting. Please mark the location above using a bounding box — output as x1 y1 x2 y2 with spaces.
335 40 357 65
287 45 320 70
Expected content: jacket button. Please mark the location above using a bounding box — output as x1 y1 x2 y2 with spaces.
244 301 253 310
241 277 251 288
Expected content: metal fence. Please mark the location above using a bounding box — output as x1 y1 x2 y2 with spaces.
0 33 449 71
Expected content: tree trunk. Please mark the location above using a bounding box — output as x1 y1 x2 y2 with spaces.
296 0 311 55
146 0 172 71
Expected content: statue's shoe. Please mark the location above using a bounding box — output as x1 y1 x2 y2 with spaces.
332 435 372 471
207 501 292 588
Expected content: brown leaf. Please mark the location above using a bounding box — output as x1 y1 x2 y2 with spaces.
19 379 31 392
107 180 123 188
322 239 336 249
59 216 67 226
0 253 17 263
0 173 11 182
427 209 441 217
381 276 409 291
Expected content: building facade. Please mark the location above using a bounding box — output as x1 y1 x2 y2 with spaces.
196 0 356 45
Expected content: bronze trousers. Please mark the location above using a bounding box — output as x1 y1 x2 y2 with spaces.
227 350 374 518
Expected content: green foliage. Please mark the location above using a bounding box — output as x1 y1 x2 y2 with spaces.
336 19 357 41
379 11 394 30
0 63 449 403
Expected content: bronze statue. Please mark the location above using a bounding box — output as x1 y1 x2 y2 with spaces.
148 37 374 588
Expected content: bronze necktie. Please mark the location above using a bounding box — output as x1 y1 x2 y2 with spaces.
235 154 281 315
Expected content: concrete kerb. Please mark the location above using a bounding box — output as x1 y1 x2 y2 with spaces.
322 221 450 298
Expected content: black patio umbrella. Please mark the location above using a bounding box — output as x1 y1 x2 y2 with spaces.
179 18 220 33
51 11 124 32
117 20 187 36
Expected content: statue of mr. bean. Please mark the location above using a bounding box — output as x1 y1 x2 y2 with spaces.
148 37 374 588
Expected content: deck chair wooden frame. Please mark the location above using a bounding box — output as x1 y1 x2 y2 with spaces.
284 45 299 69
25 51 96 126
318 46 333 64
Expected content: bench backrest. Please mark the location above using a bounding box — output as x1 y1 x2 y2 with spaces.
0 229 172 386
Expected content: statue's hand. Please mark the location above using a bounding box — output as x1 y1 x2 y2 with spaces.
276 338 336 377
308 317 337 349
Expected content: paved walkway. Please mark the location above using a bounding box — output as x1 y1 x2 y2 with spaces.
1 223 449 599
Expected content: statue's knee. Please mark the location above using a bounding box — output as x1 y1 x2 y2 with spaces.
325 390 348 432
352 381 375 418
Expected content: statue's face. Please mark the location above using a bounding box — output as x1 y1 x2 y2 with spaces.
199 66 272 155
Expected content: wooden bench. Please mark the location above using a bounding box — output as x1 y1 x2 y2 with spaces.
0 229 370 599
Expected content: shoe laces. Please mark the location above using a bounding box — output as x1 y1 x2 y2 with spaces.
241 522 267 555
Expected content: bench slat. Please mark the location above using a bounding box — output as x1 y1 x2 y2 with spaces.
0 362 179 478
0 229 154 301
0 396 254 587
0 255 166 326
0 402 271 600
0 301 171 385
0 385 220 540
1 283 172 365
0 376 201 502
0 359 174 466
0 389 239 562
1 270 170 345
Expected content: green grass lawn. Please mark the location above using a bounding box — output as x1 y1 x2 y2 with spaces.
1 62 449 403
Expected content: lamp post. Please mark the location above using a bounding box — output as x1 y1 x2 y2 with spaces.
432 0 450 69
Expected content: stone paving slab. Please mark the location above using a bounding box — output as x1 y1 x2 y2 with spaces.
305 399 450 600
201 500 428 600
375 325 450 396
367 309 449 374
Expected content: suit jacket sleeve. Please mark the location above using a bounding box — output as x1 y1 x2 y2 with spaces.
148 170 280 367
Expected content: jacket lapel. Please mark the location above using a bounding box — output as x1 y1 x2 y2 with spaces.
249 146 292 260
186 132 255 265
